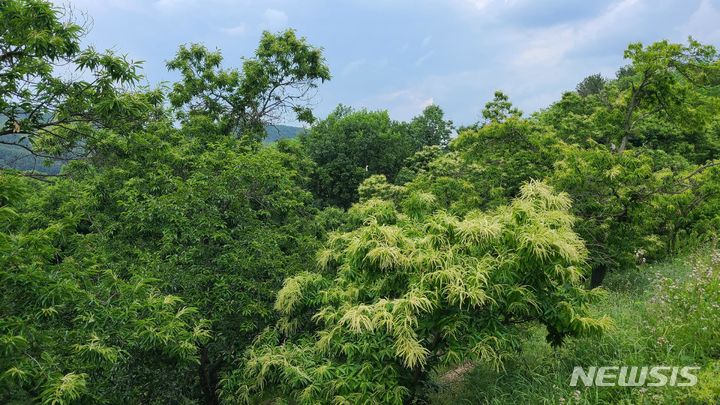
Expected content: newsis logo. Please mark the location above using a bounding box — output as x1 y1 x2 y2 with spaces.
570 366 700 387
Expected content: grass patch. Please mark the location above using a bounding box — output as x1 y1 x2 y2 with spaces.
431 248 720 404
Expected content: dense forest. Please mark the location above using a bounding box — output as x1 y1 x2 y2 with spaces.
1 1 719 404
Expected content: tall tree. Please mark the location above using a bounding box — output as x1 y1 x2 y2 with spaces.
0 0 149 173
51 120 323 403
576 73 607 97
538 38 720 285
302 106 415 208
167 30 330 143
482 91 522 124
612 39 720 154
407 104 454 148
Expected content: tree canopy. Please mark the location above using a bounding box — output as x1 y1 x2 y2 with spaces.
0 0 151 172
1 3 719 403
222 182 609 404
167 30 330 143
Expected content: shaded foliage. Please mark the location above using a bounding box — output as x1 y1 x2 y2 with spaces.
301 106 416 208
0 173 209 404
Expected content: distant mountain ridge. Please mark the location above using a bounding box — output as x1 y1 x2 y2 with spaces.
0 121 305 173
264 124 306 143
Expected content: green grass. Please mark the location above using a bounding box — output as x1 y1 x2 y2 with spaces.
431 248 720 404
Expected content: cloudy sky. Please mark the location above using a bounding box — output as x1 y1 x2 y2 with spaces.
58 0 720 125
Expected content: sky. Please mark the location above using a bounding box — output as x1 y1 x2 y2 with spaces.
56 0 720 126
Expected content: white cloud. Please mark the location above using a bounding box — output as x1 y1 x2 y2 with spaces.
513 0 642 68
421 35 432 47
261 8 289 30
415 50 434 66
679 0 720 42
361 89 435 120
221 24 247 36
342 58 366 76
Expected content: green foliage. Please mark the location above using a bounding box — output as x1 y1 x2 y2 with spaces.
576 73 607 97
1 17 334 401
540 38 720 161
0 173 209 404
402 151 481 212
614 38 720 154
302 105 416 208
398 116 560 214
358 174 404 202
548 144 687 270
394 145 446 185
33 119 323 401
2 6 719 403
303 105 454 209
532 38 720 282
221 182 609 404
0 0 150 168
432 247 720 404
452 117 561 209
647 164 720 253
403 104 454 148
482 91 522 124
167 29 330 143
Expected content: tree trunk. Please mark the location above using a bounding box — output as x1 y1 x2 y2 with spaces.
199 346 220 405
668 225 677 255
403 365 430 405
590 265 608 288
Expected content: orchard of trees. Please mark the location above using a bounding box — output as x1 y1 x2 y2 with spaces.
1 1 719 404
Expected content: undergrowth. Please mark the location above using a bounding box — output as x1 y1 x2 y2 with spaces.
432 247 720 404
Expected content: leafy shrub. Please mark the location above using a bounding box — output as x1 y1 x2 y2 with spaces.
0 173 210 404
647 249 720 360
431 247 720 404
221 182 610 404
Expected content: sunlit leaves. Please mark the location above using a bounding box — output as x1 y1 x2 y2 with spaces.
40 373 88 405
226 181 606 404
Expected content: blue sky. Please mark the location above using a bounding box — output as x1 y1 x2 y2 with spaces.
58 0 720 125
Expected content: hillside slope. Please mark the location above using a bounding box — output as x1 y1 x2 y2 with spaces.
431 247 720 404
